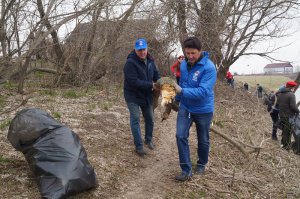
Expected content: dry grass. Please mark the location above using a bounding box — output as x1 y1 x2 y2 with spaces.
235 75 293 91
0 77 299 199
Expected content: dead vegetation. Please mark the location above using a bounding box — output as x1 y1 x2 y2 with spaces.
0 77 299 199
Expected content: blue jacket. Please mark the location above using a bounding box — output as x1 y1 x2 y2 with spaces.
123 50 160 106
176 51 217 113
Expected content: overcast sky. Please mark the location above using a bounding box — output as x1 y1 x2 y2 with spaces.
230 19 300 75
171 18 300 75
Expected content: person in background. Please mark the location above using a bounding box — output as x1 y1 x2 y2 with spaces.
231 77 235 88
171 55 184 84
173 37 217 181
276 81 299 150
243 82 249 91
256 84 263 98
267 90 280 140
226 70 234 87
123 38 161 156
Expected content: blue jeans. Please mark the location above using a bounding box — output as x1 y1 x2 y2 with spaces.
126 102 154 150
176 107 213 174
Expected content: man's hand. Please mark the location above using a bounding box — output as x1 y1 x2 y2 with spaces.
173 81 182 94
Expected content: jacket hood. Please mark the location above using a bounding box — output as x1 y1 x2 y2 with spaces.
278 87 292 93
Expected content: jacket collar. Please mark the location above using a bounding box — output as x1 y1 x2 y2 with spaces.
186 51 209 70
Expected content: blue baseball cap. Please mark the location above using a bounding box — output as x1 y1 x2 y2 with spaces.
135 38 148 50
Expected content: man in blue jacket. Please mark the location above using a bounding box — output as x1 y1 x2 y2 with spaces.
123 38 160 156
173 37 217 181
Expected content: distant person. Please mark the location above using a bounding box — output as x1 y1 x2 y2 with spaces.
267 90 280 140
256 84 263 98
276 81 299 150
231 77 235 88
226 70 234 88
243 82 249 91
173 37 217 181
123 38 161 156
171 55 184 84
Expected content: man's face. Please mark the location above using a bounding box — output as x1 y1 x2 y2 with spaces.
184 48 201 65
135 48 148 59
291 86 296 92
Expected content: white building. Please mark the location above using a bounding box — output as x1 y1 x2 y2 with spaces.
264 63 293 74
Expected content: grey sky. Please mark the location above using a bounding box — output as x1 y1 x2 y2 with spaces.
230 19 300 75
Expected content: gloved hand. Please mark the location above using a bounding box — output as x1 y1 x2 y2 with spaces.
173 81 182 94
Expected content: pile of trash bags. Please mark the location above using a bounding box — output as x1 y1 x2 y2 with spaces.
8 108 97 199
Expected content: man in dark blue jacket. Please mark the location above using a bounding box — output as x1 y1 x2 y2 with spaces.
173 37 217 181
123 38 160 156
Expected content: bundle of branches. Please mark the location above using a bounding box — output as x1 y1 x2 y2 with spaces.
155 77 179 121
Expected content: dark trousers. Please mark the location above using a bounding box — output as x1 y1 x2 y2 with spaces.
176 77 180 84
292 131 300 154
270 110 279 137
281 117 293 149
257 92 262 98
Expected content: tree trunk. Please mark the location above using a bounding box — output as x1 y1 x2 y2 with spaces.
78 6 102 77
0 0 7 57
176 0 188 48
17 56 31 93
197 0 223 66
36 0 65 69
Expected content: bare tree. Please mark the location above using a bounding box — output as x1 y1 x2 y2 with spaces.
16 1 98 92
162 0 300 77
220 0 300 75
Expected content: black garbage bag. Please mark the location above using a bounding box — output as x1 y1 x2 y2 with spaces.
8 108 98 199
7 108 62 151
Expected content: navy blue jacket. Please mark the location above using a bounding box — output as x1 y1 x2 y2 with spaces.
176 51 217 114
123 50 160 106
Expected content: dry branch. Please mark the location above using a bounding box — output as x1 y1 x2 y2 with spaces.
211 127 248 157
26 68 67 75
0 96 28 115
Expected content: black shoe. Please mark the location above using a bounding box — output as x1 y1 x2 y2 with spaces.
175 172 192 182
145 141 155 150
272 135 278 140
281 145 290 151
194 166 205 175
135 148 147 156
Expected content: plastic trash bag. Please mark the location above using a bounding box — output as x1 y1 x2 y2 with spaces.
7 108 62 151
8 108 98 199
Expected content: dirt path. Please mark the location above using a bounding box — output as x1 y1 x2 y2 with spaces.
114 109 181 199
